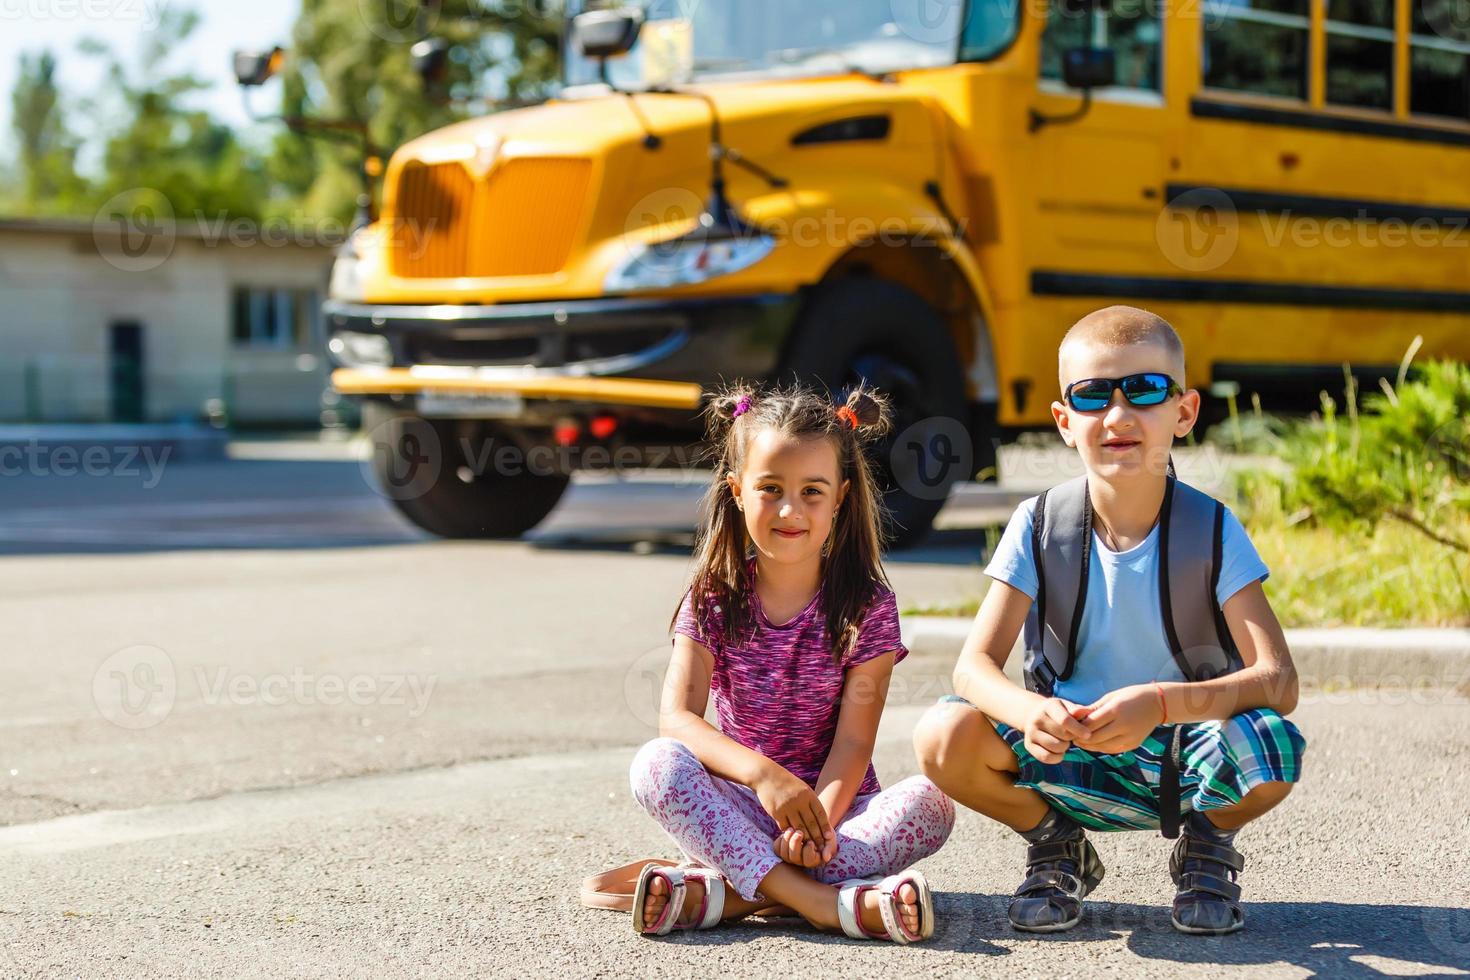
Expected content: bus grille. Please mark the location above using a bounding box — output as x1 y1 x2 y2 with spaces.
390 157 592 278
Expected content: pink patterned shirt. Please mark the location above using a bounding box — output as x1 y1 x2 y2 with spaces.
672 558 908 795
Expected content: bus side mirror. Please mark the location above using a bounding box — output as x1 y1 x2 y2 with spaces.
1062 47 1116 90
572 9 643 60
234 47 284 88
412 38 451 89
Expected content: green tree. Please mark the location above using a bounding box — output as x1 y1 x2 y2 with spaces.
80 5 272 222
9 49 92 215
271 0 562 222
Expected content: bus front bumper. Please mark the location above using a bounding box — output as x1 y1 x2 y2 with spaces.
323 292 802 410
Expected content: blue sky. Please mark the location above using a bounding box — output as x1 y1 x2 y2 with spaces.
0 0 300 163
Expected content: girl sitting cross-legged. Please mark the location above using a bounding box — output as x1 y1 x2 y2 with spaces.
626 381 955 943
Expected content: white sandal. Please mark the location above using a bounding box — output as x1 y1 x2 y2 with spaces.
835 870 935 944
631 863 726 936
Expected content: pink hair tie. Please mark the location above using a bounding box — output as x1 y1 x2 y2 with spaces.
732 395 753 418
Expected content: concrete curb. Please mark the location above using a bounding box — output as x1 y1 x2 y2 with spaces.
900 616 1470 691
0 424 229 464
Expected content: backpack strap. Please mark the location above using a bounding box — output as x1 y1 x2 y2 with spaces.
1022 475 1090 695
1158 477 1242 682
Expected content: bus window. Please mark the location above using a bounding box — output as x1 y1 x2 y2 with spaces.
1041 0 1161 91
1201 0 1310 100
1325 0 1395 111
1410 0 1470 120
961 0 1023 61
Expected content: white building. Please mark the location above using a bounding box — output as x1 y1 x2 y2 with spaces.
0 215 340 427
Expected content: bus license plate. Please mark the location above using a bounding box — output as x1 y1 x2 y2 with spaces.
417 392 526 419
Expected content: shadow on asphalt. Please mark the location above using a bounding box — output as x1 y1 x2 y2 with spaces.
0 456 1000 564
526 526 994 567
637 898 1470 973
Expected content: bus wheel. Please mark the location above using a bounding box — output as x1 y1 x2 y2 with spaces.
365 409 571 539
781 279 973 549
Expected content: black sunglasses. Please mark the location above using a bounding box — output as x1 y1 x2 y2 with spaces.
1064 373 1183 412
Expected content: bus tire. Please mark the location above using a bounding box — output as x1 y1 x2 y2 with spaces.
366 409 570 539
779 278 974 549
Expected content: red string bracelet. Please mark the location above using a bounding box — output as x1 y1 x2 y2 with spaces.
1154 682 1169 725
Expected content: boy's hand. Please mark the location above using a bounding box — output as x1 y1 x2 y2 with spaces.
1022 696 1093 764
772 826 835 867
752 766 835 855
1074 685 1164 755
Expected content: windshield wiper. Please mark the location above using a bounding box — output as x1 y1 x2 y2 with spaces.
770 44 889 80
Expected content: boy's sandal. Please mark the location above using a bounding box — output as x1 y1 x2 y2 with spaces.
1169 835 1246 935
1008 834 1106 933
835 870 935 944
631 863 726 936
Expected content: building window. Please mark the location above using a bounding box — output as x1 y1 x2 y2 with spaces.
1411 0 1470 120
231 287 319 349
1326 0 1396 110
1202 0 1311 100
1042 0 1163 91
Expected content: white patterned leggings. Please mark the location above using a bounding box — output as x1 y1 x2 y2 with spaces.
628 736 955 903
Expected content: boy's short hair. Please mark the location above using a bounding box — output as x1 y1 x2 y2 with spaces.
1057 306 1186 392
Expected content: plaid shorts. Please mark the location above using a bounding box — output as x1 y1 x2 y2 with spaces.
938 695 1307 832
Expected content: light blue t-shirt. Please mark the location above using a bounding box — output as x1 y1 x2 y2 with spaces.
984 494 1270 706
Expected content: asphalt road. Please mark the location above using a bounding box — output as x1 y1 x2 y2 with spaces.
0 440 1464 977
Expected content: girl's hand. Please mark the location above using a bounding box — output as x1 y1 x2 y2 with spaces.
752 766 834 854
1021 696 1092 764
1073 685 1164 755
772 827 832 868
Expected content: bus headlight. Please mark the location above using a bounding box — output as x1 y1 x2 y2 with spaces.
328 235 366 303
327 331 393 368
604 234 776 292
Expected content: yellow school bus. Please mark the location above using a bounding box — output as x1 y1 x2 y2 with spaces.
325 0 1470 544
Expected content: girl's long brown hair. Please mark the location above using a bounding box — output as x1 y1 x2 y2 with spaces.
670 379 896 664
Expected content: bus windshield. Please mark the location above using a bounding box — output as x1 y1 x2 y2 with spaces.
563 0 973 88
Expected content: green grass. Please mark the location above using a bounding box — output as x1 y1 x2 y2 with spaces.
899 498 1470 629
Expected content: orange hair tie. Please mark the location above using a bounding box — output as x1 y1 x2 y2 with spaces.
835 406 859 430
